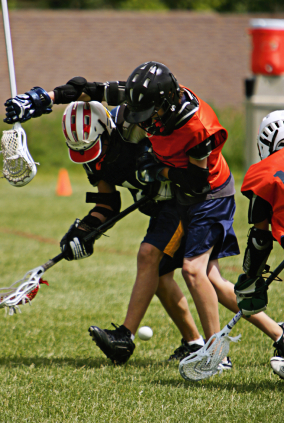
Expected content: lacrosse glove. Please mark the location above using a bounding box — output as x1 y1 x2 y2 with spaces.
60 218 97 261
234 274 268 316
4 87 53 124
136 139 166 183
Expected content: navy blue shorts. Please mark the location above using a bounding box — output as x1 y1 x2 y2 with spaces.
179 195 240 260
143 196 239 276
142 200 183 258
141 200 185 277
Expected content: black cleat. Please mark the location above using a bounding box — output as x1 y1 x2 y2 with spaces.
89 323 135 365
168 338 203 362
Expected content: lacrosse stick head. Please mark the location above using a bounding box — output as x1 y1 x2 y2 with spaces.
0 265 48 313
179 331 241 381
1 123 37 187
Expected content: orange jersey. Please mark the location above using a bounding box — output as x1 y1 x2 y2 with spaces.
241 149 284 246
150 87 230 190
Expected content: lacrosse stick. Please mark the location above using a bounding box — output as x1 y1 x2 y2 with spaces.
0 195 150 314
179 259 284 381
1 0 37 187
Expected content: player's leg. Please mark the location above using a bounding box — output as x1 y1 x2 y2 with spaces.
156 271 200 341
182 248 220 341
155 270 204 360
180 195 240 342
123 242 163 334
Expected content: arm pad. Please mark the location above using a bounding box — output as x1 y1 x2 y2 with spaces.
53 77 104 104
243 227 273 277
168 162 210 197
85 191 121 214
53 76 87 104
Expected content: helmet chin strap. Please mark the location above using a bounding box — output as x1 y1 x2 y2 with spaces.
160 105 177 136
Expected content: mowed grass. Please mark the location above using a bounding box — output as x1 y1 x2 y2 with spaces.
0 172 284 422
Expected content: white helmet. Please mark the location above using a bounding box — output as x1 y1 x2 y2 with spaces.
257 110 284 160
62 101 115 163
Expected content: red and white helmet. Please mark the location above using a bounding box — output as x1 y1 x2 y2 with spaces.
62 101 115 164
257 110 284 160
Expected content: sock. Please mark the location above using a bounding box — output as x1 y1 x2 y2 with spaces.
131 334 135 341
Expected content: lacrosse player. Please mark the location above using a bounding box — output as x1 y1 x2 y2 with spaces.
119 62 284 372
234 110 284 379
119 61 239 345
4 93 206 364
4 66 283 372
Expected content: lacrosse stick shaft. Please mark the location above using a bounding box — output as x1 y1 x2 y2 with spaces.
265 259 284 287
1 0 17 97
84 195 150 241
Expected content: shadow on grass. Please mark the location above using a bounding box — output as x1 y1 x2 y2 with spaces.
1 357 281 392
0 356 166 370
0 356 108 369
157 378 284 391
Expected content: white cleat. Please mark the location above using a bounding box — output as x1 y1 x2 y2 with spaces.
218 356 232 371
270 356 284 379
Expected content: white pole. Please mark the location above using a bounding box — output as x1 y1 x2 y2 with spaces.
1 0 17 97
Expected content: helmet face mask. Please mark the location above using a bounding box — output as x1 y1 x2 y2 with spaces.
257 110 284 160
124 61 180 136
62 101 115 163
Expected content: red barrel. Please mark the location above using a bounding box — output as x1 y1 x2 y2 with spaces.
249 19 284 75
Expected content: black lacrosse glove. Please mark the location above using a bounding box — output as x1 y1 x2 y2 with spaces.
168 164 210 197
4 87 53 124
60 218 97 261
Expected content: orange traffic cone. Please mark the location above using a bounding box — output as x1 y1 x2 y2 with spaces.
56 168 72 196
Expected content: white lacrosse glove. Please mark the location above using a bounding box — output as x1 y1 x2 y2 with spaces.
60 219 95 261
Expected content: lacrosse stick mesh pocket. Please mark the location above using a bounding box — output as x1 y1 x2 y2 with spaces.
1 128 37 185
179 332 241 381
0 265 45 309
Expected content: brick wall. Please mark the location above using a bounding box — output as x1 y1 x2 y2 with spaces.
0 10 283 109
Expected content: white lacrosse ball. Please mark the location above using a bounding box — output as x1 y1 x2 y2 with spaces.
138 326 153 341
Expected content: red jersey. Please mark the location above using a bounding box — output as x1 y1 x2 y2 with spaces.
241 149 284 246
150 87 230 190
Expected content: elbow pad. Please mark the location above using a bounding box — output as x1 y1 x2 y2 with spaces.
168 162 210 197
83 82 104 102
105 81 126 106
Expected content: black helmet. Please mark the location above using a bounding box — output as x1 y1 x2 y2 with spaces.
124 61 180 136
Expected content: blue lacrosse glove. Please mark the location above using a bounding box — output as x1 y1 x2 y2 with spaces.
4 87 53 124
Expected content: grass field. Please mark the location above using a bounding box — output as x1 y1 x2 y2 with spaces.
0 170 284 422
